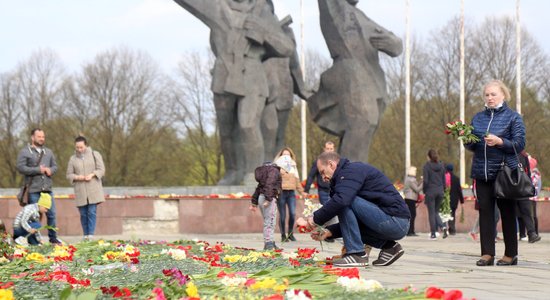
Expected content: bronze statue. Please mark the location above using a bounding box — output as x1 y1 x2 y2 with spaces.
173 0 295 185
308 0 403 162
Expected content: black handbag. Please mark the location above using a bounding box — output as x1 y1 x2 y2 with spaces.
494 143 535 199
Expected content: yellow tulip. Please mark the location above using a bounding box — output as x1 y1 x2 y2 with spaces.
0 289 14 300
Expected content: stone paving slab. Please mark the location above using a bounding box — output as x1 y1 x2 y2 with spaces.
61 232 550 300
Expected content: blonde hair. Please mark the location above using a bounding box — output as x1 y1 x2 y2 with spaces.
407 166 417 176
484 79 511 100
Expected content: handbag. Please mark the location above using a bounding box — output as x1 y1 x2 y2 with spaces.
494 143 535 199
17 150 44 207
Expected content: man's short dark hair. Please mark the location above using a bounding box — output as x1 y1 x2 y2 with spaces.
30 128 43 136
75 136 88 145
318 151 340 164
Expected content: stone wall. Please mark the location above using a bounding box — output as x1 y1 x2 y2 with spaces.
1 186 549 236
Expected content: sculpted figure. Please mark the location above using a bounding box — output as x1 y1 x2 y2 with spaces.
173 0 294 184
261 15 310 160
308 0 403 162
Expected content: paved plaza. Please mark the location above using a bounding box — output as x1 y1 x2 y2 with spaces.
61 232 550 300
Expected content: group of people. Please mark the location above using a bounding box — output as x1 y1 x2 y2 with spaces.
12 128 106 245
251 79 540 268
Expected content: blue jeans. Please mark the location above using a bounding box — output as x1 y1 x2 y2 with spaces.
13 221 42 245
318 190 330 205
28 192 57 240
78 204 98 236
339 196 409 253
277 190 296 235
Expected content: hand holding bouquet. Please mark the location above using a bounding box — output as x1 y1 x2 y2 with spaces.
445 120 480 144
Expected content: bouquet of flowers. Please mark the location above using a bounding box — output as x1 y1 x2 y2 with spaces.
445 120 480 144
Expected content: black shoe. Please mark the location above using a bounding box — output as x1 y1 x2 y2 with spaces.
528 234 541 243
325 238 335 243
332 253 369 267
476 256 495 266
442 229 449 239
496 256 518 266
372 243 404 266
406 232 418 237
288 233 297 242
49 238 63 245
430 233 437 240
281 234 287 243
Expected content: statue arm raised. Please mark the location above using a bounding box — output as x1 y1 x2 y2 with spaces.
244 13 294 58
172 0 222 28
367 23 403 57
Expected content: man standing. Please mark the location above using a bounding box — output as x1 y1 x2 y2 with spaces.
298 152 410 267
304 141 335 205
16 128 61 244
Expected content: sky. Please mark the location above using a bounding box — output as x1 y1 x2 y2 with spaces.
1 0 549 75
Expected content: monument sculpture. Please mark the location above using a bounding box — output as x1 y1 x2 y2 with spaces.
308 0 403 162
173 0 295 185
261 15 310 160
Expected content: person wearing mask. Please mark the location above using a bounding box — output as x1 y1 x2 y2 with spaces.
274 147 306 242
403 166 422 236
423 149 446 240
465 80 526 266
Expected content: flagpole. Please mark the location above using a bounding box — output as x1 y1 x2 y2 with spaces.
404 0 411 178
300 0 308 179
459 0 466 185
516 0 522 114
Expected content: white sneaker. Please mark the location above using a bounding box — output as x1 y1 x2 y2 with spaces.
519 236 528 242
15 236 28 246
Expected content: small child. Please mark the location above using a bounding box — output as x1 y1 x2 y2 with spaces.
249 162 282 250
13 192 52 245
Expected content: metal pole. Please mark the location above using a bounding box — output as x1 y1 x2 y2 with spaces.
459 0 466 185
516 0 522 114
300 0 308 179
405 0 411 178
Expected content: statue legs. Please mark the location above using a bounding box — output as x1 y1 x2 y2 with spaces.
238 92 267 184
261 101 278 161
214 93 242 185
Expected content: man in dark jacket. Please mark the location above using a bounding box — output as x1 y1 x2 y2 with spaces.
299 152 410 267
304 141 335 205
445 164 464 235
16 128 61 244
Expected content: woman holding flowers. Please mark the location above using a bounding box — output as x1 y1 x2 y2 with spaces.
66 136 106 241
465 80 525 266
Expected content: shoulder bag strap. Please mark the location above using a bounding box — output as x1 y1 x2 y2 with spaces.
27 150 45 186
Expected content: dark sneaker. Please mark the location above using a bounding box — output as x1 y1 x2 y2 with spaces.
325 238 335 243
443 229 449 239
288 233 297 242
528 234 541 243
50 238 63 245
430 233 437 240
372 243 404 266
332 253 369 267
281 234 287 243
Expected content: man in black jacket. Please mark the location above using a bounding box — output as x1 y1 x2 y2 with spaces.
299 152 410 267
304 141 335 205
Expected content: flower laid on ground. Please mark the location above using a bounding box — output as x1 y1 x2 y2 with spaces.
0 238 472 299
425 286 464 300
445 120 480 144
161 248 187 260
336 276 383 292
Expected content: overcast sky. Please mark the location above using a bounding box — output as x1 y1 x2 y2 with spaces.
1 0 548 74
